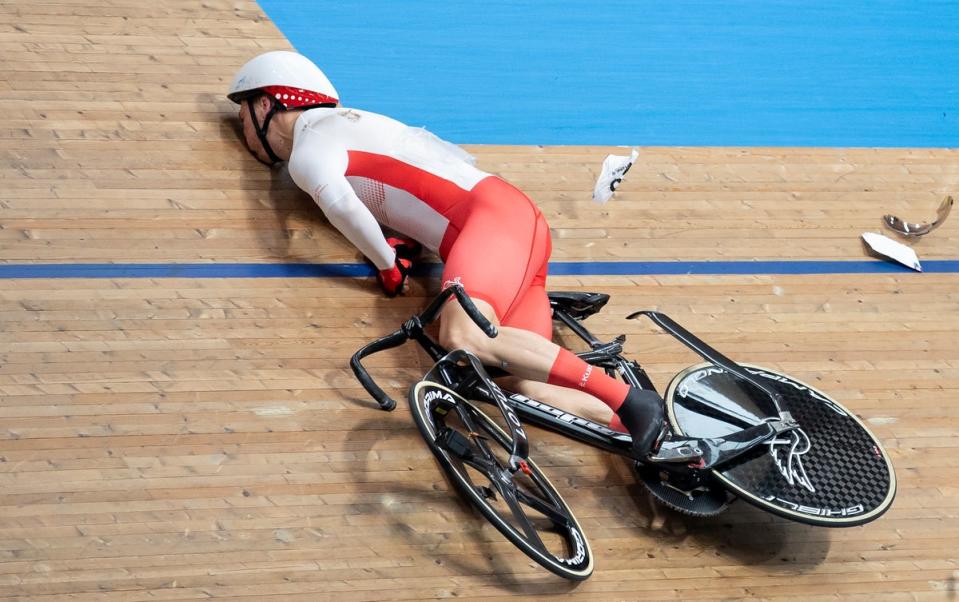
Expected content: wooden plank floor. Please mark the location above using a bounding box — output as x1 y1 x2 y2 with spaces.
1 1 958 600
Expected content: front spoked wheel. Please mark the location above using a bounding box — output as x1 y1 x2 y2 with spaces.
409 380 593 581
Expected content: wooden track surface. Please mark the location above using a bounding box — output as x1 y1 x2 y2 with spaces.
1 1 958 600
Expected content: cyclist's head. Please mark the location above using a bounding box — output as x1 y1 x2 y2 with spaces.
228 51 339 165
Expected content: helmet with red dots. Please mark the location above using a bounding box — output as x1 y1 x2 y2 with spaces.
227 51 338 164
228 50 339 107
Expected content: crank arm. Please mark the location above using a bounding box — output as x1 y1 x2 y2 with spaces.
652 418 794 469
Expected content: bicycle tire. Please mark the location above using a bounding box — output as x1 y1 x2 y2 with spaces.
408 379 593 580
665 362 896 527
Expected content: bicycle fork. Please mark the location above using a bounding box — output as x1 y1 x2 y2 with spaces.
428 349 531 475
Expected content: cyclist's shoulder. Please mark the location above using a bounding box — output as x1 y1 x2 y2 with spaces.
292 107 405 157
296 106 401 134
291 108 480 177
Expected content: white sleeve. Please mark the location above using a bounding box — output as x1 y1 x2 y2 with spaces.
320 189 396 270
288 136 396 270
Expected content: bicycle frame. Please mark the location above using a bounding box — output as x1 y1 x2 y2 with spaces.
351 285 800 470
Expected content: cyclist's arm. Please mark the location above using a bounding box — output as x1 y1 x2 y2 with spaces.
288 140 395 270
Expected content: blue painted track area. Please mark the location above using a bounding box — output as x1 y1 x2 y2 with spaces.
260 0 958 147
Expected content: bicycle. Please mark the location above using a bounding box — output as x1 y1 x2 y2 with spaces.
351 285 897 580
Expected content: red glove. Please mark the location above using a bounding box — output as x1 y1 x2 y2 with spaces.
374 237 422 297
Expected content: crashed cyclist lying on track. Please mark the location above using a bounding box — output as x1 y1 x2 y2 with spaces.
227 50 664 456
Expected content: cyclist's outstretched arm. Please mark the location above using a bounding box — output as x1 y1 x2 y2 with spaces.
288 134 395 269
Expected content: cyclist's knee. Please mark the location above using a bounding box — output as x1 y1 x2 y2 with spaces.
439 321 496 358
439 295 500 358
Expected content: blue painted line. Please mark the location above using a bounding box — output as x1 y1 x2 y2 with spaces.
0 263 371 279
547 260 959 276
2 260 957 279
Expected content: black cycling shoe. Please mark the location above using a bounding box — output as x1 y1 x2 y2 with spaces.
616 387 666 459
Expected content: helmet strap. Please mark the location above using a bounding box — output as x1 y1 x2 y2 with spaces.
248 96 284 165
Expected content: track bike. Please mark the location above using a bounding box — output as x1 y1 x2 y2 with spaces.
351 285 896 580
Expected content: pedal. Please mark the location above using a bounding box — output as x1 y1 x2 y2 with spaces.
435 427 473 461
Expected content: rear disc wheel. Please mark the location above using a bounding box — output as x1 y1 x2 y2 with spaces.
665 363 896 527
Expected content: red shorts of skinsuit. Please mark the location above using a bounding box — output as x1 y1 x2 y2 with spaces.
438 176 553 339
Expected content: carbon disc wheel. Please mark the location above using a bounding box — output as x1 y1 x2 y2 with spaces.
665 363 896 527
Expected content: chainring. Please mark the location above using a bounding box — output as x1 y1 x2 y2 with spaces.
635 463 732 517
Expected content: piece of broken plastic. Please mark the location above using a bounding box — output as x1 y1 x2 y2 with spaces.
592 149 639 204
883 195 953 238
862 232 922 272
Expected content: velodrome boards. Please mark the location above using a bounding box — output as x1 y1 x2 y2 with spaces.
0 1 957 599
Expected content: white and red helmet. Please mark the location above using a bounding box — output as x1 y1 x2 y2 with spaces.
228 51 338 164
228 50 339 108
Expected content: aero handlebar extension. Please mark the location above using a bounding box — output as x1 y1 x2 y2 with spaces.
350 284 497 411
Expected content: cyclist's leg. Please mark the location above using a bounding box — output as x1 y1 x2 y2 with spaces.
441 278 651 441
497 300 626 432
438 178 657 451
497 253 624 431
499 242 552 338
440 178 570 380
440 278 656 448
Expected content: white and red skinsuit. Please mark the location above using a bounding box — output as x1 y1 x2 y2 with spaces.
288 107 553 336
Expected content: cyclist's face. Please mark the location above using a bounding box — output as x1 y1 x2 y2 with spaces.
238 98 271 165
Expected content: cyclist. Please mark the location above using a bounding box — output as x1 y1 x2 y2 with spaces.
227 51 664 456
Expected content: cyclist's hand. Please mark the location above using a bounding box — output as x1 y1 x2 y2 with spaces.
375 237 422 297
386 236 421 263
377 260 412 297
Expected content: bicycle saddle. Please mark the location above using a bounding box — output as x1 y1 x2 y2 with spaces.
548 291 610 320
